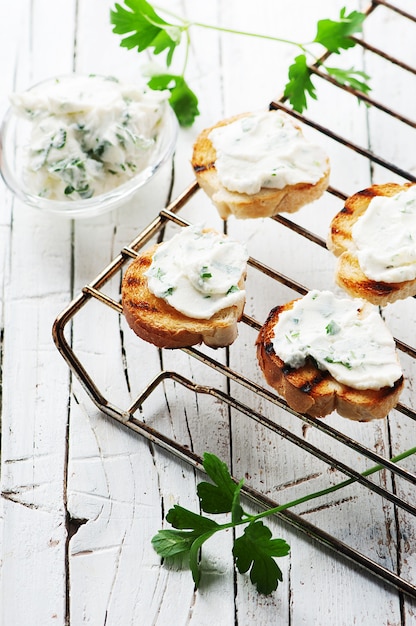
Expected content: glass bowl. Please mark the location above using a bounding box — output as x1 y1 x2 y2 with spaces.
0 75 178 219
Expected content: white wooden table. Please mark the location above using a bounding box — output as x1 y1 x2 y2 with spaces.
1 1 416 624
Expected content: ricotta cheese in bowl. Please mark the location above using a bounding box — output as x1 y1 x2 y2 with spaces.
0 74 178 218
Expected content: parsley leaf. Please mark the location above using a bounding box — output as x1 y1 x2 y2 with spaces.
197 452 244 521
314 7 366 53
325 66 371 96
151 529 201 557
151 505 219 585
324 355 352 369
110 0 182 65
147 73 199 127
166 504 219 533
152 454 287 591
283 54 317 113
111 3 370 125
152 454 242 588
200 265 212 281
325 320 341 336
233 521 290 595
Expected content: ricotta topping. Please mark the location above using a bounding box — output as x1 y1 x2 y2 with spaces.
11 75 169 200
271 290 402 390
145 225 248 319
208 110 328 195
351 185 416 283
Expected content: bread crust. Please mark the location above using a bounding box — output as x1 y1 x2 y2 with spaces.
122 241 246 349
192 112 330 220
327 182 416 305
256 300 404 421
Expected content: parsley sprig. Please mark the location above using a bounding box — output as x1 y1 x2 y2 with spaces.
110 2 371 126
152 446 416 594
152 452 290 594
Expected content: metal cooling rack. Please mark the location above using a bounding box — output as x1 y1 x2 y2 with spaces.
53 0 416 599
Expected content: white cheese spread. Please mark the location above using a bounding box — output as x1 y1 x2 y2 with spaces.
271 290 402 390
351 185 416 283
145 225 248 319
208 110 328 195
11 75 169 200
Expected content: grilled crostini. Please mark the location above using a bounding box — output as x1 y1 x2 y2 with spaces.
122 225 248 349
256 290 403 421
327 182 416 305
192 109 330 220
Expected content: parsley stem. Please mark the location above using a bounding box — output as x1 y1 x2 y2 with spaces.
247 445 416 524
153 5 308 53
191 22 307 53
182 29 191 78
193 446 416 538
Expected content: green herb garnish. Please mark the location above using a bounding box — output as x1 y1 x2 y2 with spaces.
51 129 67 150
227 285 239 294
154 267 165 280
200 265 212 281
152 448 416 594
162 286 175 297
325 320 341 335
285 330 300 342
152 452 290 594
324 355 352 369
313 8 366 53
110 3 371 126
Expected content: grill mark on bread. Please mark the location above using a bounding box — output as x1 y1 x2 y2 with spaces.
136 256 151 268
256 297 404 420
126 298 158 313
125 275 146 288
266 304 287 323
356 187 379 200
299 370 330 394
362 280 401 295
376 376 404 398
193 162 215 173
328 182 416 305
265 342 275 355
342 274 402 296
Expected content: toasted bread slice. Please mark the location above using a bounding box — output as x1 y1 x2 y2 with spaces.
327 182 416 305
122 242 246 349
256 300 404 421
192 111 330 220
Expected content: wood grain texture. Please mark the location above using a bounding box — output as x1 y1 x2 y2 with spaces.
1 1 416 625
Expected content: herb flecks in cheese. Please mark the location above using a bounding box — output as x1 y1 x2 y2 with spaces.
208 110 328 195
11 75 169 200
272 290 402 390
145 226 248 319
352 185 416 283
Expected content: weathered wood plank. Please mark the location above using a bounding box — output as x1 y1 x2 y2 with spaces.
1 1 415 624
